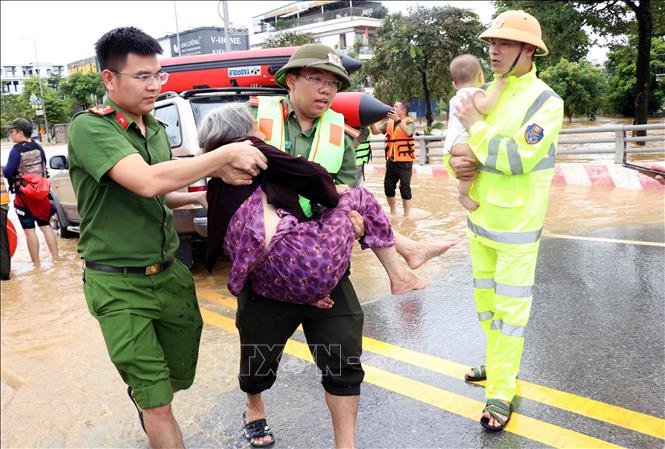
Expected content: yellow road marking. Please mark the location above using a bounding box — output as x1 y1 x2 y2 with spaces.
197 289 665 440
200 307 624 449
543 230 665 247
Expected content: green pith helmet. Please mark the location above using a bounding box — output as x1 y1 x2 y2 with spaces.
274 43 351 91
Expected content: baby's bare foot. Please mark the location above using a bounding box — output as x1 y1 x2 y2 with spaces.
459 195 479 212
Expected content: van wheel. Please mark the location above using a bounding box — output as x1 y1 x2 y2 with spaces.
51 212 76 239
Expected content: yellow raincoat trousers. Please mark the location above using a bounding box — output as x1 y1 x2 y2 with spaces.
446 64 564 402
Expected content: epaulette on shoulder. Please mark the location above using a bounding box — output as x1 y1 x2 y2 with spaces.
248 96 259 107
88 105 115 116
344 124 361 139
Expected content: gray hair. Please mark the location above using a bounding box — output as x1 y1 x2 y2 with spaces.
198 103 255 153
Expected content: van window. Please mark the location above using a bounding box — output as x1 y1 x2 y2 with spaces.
153 103 182 148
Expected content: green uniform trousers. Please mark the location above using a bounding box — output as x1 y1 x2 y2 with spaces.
84 259 202 409
470 235 540 402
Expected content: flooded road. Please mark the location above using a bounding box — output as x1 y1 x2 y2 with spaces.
1 169 663 447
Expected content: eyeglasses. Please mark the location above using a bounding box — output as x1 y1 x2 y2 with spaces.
109 69 169 85
296 73 343 91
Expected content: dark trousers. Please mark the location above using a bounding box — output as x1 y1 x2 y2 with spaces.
384 160 413 200
236 271 364 396
1 207 10 280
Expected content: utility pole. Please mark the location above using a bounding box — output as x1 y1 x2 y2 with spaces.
218 0 232 52
174 1 182 56
22 37 49 142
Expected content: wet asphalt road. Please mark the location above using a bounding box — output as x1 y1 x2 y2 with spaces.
185 223 664 449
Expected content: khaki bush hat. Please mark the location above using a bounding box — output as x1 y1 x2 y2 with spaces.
275 43 352 91
479 10 548 56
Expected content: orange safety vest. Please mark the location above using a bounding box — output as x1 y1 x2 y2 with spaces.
0 176 9 206
385 118 415 162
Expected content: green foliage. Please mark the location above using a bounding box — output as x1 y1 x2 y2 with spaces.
60 72 105 110
47 72 63 90
365 5 484 125
492 0 591 68
20 77 69 126
262 31 313 48
540 59 607 121
604 37 665 116
0 94 31 137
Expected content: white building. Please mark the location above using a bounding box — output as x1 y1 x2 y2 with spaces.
251 0 385 61
1 62 66 95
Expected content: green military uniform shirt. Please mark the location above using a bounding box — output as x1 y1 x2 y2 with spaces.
251 96 358 187
68 98 179 266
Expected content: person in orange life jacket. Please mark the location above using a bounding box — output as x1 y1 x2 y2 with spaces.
3 118 58 266
1 168 11 280
370 101 416 217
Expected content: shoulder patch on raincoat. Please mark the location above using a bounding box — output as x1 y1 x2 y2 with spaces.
525 123 544 144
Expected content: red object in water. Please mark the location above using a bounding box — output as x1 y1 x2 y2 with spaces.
160 47 362 93
7 218 17 257
331 92 393 127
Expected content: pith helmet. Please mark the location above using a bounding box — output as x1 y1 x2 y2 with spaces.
275 43 351 91
479 10 548 56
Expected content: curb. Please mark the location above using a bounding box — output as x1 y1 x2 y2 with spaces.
364 163 664 189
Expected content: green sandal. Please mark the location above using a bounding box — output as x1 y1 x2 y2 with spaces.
480 399 512 432
464 364 486 382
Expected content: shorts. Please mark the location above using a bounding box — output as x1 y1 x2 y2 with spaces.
236 271 364 396
14 204 54 229
83 259 203 409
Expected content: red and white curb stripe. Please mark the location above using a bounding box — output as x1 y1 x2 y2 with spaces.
364 163 664 189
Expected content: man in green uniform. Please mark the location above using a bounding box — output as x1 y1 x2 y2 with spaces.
68 27 267 448
446 11 564 431
239 44 364 449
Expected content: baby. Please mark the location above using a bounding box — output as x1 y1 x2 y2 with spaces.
443 54 505 211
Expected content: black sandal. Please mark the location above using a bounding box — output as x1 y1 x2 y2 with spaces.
464 364 487 382
127 386 146 433
480 399 512 432
243 411 275 448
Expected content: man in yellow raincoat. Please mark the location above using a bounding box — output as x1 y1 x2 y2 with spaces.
446 10 564 431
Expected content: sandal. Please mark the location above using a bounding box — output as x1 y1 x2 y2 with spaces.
479 399 512 432
127 386 146 433
243 411 275 448
464 364 486 382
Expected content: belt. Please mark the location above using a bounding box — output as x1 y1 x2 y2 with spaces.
85 260 173 275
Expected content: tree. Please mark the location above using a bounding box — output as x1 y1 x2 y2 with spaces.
47 72 63 90
0 94 31 137
540 59 607 121
605 37 665 116
365 5 484 126
20 77 69 129
492 1 592 70
262 31 313 48
574 0 663 130
60 72 105 111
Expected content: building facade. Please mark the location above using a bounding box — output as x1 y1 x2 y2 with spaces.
1 62 66 95
67 56 99 75
251 0 385 61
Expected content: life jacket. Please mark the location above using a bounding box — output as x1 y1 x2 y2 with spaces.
385 118 415 162
252 95 355 217
0 176 9 206
354 126 372 166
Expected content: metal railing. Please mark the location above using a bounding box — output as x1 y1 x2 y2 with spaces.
367 123 665 165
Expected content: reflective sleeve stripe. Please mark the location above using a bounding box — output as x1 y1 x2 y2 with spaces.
531 143 556 171
484 135 522 175
495 283 533 297
478 311 494 321
522 90 561 126
485 136 500 170
467 217 542 244
506 139 523 174
474 278 496 289
490 319 526 337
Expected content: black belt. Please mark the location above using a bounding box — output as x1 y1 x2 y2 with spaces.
85 260 173 275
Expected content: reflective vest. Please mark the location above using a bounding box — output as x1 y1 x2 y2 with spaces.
355 127 371 166
457 64 564 249
0 176 9 206
385 118 415 162
252 95 349 217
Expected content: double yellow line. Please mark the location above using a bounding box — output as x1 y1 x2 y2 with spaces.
197 288 665 448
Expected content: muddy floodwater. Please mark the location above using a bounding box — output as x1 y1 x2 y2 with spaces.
1 169 664 447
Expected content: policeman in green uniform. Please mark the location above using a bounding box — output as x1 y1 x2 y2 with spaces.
68 27 266 448
446 11 564 431
239 44 364 449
